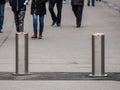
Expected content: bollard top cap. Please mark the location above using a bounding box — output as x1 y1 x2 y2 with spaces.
92 33 105 36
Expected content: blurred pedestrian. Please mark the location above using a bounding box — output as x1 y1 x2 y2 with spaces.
9 0 29 32
63 0 67 4
0 0 6 33
87 0 95 6
31 0 47 39
48 0 63 27
71 0 84 28
96 0 101 1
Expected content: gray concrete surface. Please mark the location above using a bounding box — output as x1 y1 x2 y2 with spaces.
0 0 120 89
0 72 120 81
102 0 120 12
103 0 120 6
0 81 120 90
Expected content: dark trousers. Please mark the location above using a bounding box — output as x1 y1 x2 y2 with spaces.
13 9 26 32
88 0 95 6
48 1 63 25
0 4 5 30
96 0 101 1
72 5 84 27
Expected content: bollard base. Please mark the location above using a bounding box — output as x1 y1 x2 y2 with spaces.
12 73 32 76
89 74 108 77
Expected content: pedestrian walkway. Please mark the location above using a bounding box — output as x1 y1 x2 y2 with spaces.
0 0 120 90
103 0 120 12
103 0 120 6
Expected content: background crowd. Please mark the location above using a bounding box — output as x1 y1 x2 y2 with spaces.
0 0 101 39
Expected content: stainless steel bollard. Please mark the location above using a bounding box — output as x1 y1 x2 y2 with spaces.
14 32 29 75
89 33 107 76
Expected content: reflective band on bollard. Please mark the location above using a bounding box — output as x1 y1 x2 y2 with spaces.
14 32 29 75
89 33 107 77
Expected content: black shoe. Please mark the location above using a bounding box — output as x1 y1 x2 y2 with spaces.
0 31 3 33
76 25 81 28
87 1 90 6
57 23 61 27
38 35 42 39
92 4 95 6
51 21 56 26
31 36 37 38
87 3 90 6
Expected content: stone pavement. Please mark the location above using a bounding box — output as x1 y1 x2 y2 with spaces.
0 81 120 90
0 72 120 81
103 0 120 6
0 0 120 90
103 0 120 12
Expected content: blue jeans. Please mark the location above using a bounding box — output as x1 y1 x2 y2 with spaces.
92 0 95 5
88 0 95 6
32 14 44 32
0 4 5 30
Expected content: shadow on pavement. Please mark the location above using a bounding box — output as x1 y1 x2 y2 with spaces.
0 72 120 81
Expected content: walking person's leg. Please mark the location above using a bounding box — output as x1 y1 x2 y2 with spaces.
0 4 5 33
56 1 62 26
92 0 95 6
38 15 44 39
13 12 20 32
18 9 26 32
76 5 84 27
87 0 90 6
31 14 38 38
72 5 77 18
48 1 56 26
72 5 79 27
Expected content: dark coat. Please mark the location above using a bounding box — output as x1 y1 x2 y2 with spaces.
9 0 26 12
0 0 6 4
31 0 47 16
71 0 84 5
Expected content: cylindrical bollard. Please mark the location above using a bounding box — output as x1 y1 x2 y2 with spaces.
89 33 107 76
14 32 29 75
